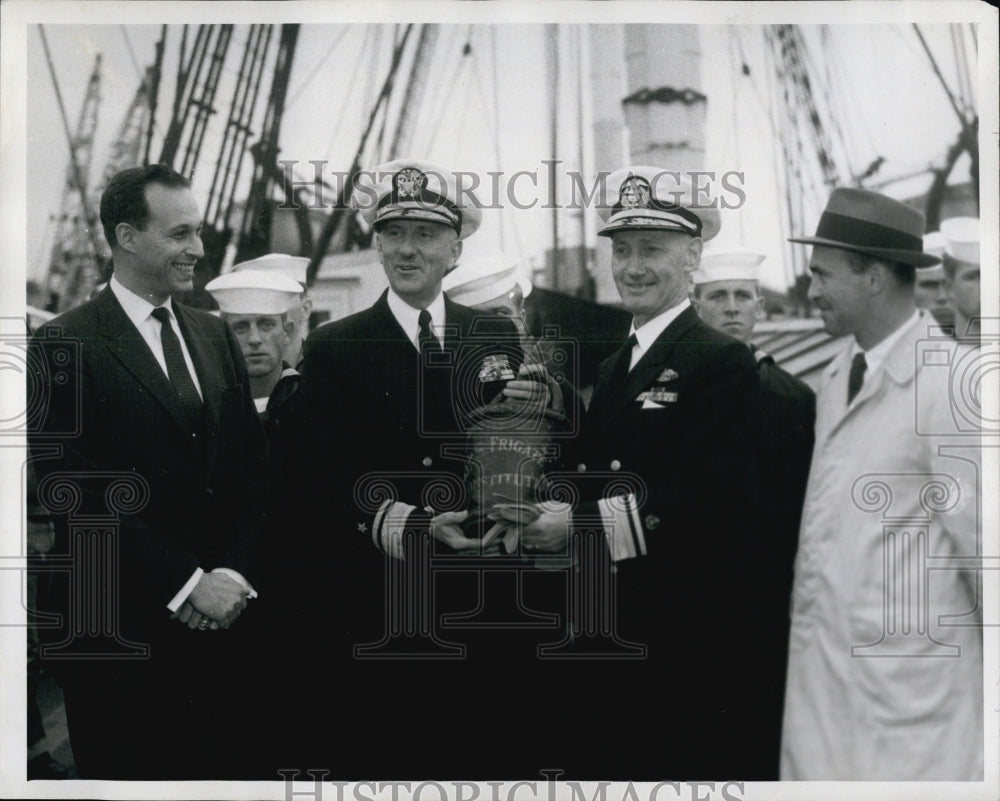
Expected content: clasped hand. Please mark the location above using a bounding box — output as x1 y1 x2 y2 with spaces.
501 363 564 413
170 572 250 630
410 499 575 557
499 500 573 553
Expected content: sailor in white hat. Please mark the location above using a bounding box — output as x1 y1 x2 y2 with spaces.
690 248 767 345
231 253 313 368
913 232 952 325
443 253 531 343
939 216 981 341
443 252 572 419
206 269 303 415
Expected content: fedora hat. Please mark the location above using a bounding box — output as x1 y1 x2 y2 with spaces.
789 187 939 267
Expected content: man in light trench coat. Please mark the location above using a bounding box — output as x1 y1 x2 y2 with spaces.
781 187 984 780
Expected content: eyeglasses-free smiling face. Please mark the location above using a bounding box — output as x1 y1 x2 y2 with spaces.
117 184 205 304
610 229 702 328
376 219 462 309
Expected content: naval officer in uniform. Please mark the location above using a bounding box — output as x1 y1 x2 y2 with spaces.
520 166 769 778
691 247 816 775
283 159 554 778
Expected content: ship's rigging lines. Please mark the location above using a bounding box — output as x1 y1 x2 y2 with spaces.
39 22 981 311
38 27 104 313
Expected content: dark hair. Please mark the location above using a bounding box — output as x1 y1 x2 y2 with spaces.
844 249 915 287
100 164 191 249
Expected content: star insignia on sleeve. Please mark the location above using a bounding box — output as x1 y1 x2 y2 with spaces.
357 522 368 534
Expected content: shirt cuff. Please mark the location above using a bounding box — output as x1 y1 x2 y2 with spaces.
598 492 646 562
372 499 420 560
167 567 204 613
211 567 258 599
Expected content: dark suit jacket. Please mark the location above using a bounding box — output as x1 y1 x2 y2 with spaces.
752 351 816 775
28 287 269 651
561 305 771 779
755 353 815 565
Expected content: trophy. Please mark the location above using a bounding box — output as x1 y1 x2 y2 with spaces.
461 361 570 551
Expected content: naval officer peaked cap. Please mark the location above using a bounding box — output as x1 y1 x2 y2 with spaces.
597 165 722 241
355 158 483 240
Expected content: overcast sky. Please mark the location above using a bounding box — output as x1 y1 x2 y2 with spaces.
16 8 985 293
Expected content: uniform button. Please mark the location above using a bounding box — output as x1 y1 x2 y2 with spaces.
577 463 587 472
610 459 621 471
422 456 433 467
644 514 660 531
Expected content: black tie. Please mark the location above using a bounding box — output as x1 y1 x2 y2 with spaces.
151 307 203 427
608 333 639 390
847 351 867 405
418 309 440 352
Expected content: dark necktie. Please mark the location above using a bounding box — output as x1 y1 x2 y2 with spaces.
418 309 440 352
608 333 639 390
151 306 203 427
847 351 867 405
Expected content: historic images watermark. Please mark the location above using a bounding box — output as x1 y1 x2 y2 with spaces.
278 771 748 801
277 163 748 213
847 328 998 658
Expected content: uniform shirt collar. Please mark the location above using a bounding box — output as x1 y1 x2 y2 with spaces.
630 298 691 352
851 309 919 377
110 274 176 326
386 288 446 349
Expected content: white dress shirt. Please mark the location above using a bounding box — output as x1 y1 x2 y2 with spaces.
627 297 692 372
387 289 446 350
109 276 255 614
848 309 920 399
109 275 203 399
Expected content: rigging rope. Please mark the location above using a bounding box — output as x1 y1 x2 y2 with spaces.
912 23 974 135
286 27 350 111
37 26 104 266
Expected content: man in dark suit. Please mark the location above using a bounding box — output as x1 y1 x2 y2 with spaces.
521 166 769 779
691 247 816 777
28 165 269 779
283 159 555 778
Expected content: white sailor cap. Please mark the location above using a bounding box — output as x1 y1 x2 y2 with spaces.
691 248 764 284
597 166 721 241
354 158 482 240
922 231 946 260
916 232 945 273
443 254 531 307
206 270 304 315
231 253 310 288
940 217 980 265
